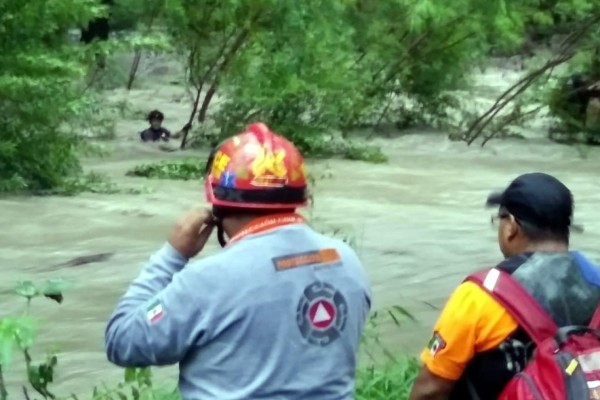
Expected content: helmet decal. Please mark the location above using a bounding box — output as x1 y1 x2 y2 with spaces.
290 162 306 182
250 146 288 188
204 122 308 209
210 150 231 181
219 171 237 188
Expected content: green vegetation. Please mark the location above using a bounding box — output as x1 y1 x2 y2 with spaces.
123 143 386 183
356 306 420 400
2 0 600 194
126 159 207 181
0 279 70 400
355 359 420 400
0 0 101 193
547 60 600 144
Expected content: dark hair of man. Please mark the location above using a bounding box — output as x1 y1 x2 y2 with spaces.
500 206 570 245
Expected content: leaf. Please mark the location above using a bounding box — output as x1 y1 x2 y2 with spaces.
389 305 416 323
124 367 137 383
47 354 58 368
0 316 36 358
43 293 64 304
40 278 70 295
136 367 152 387
0 334 14 367
41 278 71 304
131 386 140 400
12 318 36 349
27 364 43 390
13 281 39 299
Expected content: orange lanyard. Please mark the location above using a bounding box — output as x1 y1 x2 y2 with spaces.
227 212 306 246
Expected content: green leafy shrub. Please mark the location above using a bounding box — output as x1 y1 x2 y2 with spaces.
0 279 181 400
126 159 207 180
92 367 180 400
355 305 419 400
110 0 147 31
0 0 107 193
5 0 600 194
198 0 582 156
343 144 388 164
0 278 70 400
355 358 420 400
545 34 600 145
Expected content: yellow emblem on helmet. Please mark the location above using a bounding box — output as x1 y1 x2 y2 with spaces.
211 151 230 180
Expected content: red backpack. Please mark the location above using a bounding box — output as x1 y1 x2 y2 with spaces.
466 268 600 400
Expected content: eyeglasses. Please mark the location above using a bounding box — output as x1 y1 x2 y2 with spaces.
491 213 510 228
491 212 523 228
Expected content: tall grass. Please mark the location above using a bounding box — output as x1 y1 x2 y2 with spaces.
355 358 420 400
356 306 420 400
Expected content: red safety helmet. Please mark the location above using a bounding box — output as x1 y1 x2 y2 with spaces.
204 122 309 209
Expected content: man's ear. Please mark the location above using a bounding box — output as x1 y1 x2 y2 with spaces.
503 215 519 242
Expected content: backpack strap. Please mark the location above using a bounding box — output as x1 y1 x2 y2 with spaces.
590 302 600 329
465 268 558 345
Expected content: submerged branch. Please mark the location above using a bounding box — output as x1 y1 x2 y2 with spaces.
464 15 600 146
480 104 546 147
465 53 573 146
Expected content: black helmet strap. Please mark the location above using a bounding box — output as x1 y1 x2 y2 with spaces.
211 206 228 248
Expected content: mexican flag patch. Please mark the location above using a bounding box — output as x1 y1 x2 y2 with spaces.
427 332 446 357
146 300 164 323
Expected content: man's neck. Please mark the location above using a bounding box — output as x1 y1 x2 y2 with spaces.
224 211 299 239
226 216 257 238
525 241 569 253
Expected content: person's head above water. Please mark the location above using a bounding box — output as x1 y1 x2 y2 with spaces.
203 122 309 247
486 172 582 258
147 109 164 129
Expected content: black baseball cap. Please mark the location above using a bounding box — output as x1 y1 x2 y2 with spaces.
485 172 583 233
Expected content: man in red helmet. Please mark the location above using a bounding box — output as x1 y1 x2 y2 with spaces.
105 123 372 399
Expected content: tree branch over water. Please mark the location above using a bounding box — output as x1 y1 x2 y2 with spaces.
464 14 600 146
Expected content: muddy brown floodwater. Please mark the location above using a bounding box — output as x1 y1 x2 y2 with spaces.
2 59 600 397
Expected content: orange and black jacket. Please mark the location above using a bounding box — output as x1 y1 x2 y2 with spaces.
420 251 600 399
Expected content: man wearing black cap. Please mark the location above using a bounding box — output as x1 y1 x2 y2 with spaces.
409 172 600 400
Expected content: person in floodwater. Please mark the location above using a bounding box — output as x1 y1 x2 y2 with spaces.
105 122 372 400
409 172 600 400
139 109 185 142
